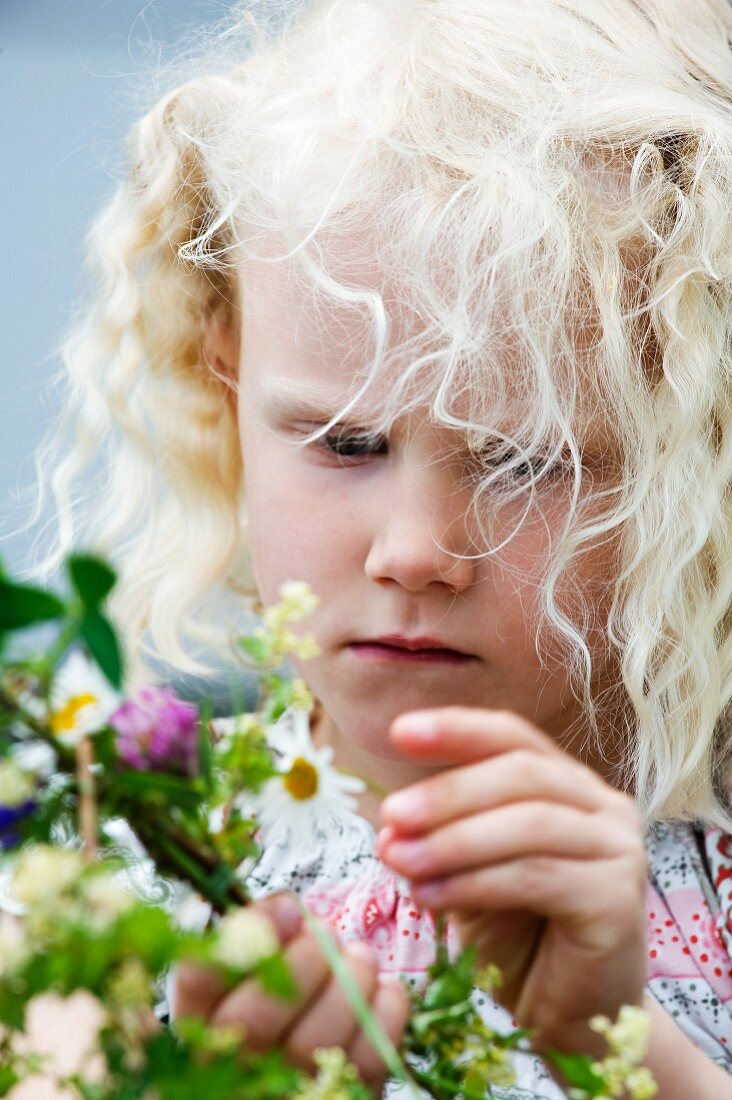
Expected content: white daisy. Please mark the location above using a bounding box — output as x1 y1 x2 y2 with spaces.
48 650 121 748
249 707 365 852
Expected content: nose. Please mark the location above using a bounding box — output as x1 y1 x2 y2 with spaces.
364 460 478 595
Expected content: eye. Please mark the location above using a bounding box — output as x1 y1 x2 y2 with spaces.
320 427 388 459
475 447 566 482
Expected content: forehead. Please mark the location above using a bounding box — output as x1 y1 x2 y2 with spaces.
235 252 617 456
238 248 398 393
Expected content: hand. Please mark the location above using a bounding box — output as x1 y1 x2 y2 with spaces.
377 706 648 1055
173 893 409 1092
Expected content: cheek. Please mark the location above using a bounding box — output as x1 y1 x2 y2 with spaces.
241 434 365 606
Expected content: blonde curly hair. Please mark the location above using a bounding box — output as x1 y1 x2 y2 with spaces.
17 0 732 827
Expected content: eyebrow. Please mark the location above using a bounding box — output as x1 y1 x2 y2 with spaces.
258 385 376 423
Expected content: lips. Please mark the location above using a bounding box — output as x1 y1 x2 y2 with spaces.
348 634 477 664
367 634 473 656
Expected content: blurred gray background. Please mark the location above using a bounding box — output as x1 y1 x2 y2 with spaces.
1 0 239 576
0 0 269 707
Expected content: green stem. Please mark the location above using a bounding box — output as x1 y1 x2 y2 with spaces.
301 907 423 1099
35 618 80 684
410 1000 475 1034
0 677 75 763
114 805 250 914
139 827 231 911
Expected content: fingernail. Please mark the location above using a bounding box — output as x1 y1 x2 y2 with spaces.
376 826 395 857
391 712 438 737
269 893 303 940
345 940 375 963
382 791 421 821
413 881 441 905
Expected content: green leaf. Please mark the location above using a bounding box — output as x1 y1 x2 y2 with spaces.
0 582 65 630
0 1063 20 1096
238 635 272 666
67 554 117 608
256 953 299 1001
0 984 27 1031
110 769 205 811
79 607 123 688
497 1026 533 1049
423 944 477 1010
544 1049 607 1096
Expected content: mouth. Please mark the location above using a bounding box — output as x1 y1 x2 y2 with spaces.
348 635 477 665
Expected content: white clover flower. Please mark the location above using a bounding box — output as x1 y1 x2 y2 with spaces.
49 649 121 748
12 845 84 907
0 760 36 807
81 873 136 930
212 907 279 971
250 708 365 855
0 911 30 975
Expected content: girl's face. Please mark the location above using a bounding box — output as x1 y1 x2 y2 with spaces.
219 260 624 780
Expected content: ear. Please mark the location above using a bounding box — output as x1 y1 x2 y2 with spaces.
202 313 241 399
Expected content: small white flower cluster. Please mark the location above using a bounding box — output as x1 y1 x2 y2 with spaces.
264 581 319 626
0 760 36 807
10 844 135 940
12 845 84 907
0 911 30 975
587 1005 658 1100
256 582 321 663
293 1047 363 1100
211 907 280 972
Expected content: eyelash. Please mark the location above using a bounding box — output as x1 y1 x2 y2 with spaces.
319 429 388 459
315 428 565 480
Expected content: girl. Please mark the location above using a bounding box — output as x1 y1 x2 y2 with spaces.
21 0 732 1096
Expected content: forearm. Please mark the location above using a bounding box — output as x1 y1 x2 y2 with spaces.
642 993 732 1099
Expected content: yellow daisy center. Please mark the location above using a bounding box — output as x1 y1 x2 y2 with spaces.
50 693 98 734
283 757 319 801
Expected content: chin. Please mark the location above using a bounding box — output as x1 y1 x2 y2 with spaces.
318 693 395 756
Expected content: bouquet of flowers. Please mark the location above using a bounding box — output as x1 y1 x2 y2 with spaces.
0 552 657 1099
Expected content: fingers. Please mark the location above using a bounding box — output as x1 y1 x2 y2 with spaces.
406 851 647 932
389 706 561 767
281 940 379 1069
380 749 614 837
175 892 303 1024
209 921 338 1044
173 959 229 1022
380 800 636 882
346 973 410 1087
